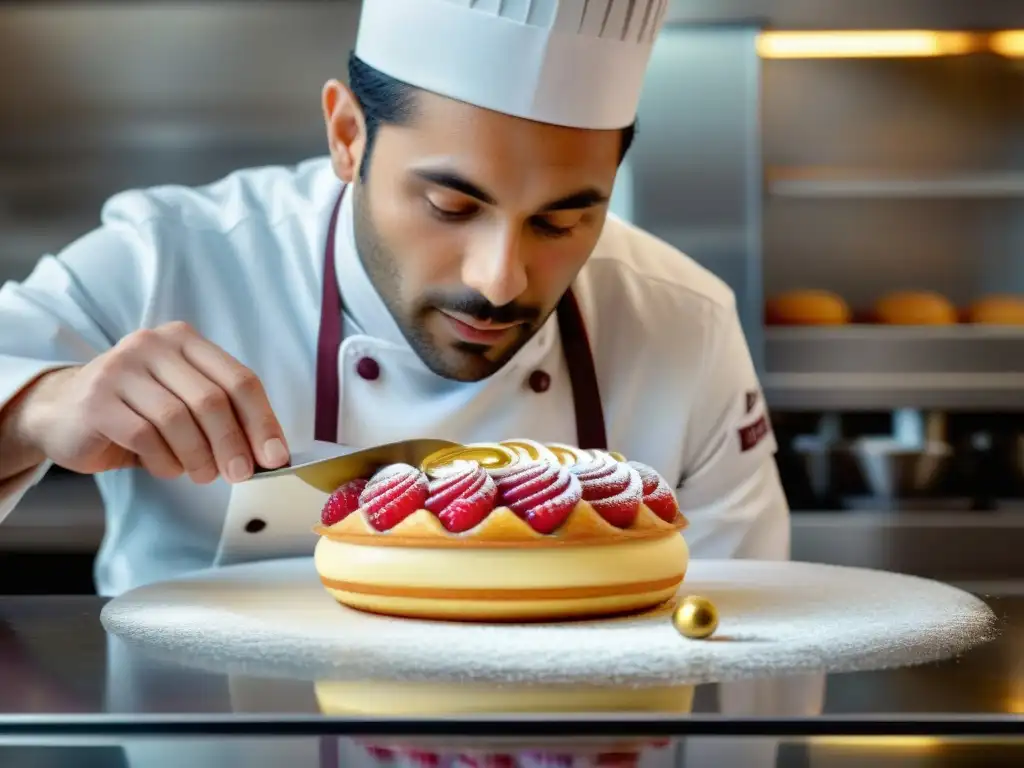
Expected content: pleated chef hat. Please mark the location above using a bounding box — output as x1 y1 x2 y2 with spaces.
353 0 669 130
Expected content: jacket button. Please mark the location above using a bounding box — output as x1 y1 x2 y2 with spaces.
356 356 380 381
528 370 550 393
245 518 266 534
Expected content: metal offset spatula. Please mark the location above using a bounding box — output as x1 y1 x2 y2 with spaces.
248 438 460 494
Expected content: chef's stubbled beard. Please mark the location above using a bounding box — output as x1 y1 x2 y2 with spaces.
351 183 549 382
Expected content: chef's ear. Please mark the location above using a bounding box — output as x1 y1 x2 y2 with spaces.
321 79 367 184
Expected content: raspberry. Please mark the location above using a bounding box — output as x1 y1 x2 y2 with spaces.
498 461 581 533
360 464 429 531
628 461 681 522
570 453 642 527
497 463 558 506
631 462 661 496
426 463 487 512
320 478 368 525
427 463 498 533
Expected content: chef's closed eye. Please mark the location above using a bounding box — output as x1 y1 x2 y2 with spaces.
425 191 477 220
531 210 584 237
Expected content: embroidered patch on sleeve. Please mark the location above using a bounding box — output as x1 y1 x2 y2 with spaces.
738 413 771 452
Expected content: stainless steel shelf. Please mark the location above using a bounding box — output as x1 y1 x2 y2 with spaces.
791 509 1024 581
764 326 1024 410
767 168 1024 199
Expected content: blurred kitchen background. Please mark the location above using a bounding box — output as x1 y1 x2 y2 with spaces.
1 0 1023 595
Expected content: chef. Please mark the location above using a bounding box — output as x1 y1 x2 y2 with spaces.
0 2 806 763
0 0 787 600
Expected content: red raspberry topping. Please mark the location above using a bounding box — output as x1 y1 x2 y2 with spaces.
425 462 498 532
628 461 681 522
321 478 368 525
495 461 582 534
569 452 642 527
359 463 429 531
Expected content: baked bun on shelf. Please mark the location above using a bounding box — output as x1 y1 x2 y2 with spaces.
873 291 958 325
313 439 689 622
765 290 852 326
963 295 1024 325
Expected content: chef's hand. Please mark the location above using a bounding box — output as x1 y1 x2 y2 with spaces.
13 321 290 484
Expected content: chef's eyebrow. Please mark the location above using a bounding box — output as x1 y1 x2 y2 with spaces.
415 170 496 205
540 188 609 212
413 169 609 212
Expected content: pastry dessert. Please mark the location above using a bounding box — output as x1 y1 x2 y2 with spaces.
314 678 695 715
313 439 689 622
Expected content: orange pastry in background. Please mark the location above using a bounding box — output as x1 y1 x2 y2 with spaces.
873 291 957 325
765 290 852 326
963 295 1024 325
313 439 689 622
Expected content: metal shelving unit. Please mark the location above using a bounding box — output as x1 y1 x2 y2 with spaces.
767 167 1024 199
763 326 1024 410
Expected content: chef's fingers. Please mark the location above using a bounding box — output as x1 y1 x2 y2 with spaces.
94 399 184 480
117 371 219 485
179 335 290 469
146 351 255 483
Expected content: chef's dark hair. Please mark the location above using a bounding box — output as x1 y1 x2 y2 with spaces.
347 53 636 182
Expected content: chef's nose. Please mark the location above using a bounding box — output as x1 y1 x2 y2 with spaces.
461 224 528 308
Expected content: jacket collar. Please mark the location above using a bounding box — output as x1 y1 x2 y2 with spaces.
333 185 409 349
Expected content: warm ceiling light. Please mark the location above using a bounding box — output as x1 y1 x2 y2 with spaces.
990 30 1024 57
757 30 978 59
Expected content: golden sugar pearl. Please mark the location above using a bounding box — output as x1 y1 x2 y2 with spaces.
419 443 518 477
672 596 719 639
609 450 627 462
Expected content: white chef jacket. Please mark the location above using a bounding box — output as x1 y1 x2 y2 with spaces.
0 156 789 597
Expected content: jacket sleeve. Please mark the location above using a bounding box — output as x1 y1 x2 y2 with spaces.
0 203 160 525
675 298 791 562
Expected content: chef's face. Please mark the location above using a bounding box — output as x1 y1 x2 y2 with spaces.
323 81 622 382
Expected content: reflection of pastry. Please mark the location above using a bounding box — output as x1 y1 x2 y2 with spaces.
353 738 668 768
874 291 957 325
765 290 851 325
313 439 688 621
314 679 694 715
316 679 686 765
964 295 1024 325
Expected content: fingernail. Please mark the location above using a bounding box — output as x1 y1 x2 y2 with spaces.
264 438 289 467
227 455 252 483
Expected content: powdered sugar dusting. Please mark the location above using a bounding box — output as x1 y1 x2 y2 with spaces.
100 558 998 686
628 461 680 522
360 464 429 531
435 471 498 533
513 470 582 534
572 459 642 528
426 464 485 512
496 462 581 532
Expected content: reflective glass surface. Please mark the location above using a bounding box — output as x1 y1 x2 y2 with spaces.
0 595 1022 766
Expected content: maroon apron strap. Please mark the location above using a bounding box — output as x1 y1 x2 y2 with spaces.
556 288 608 450
313 188 347 443
314 188 607 450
